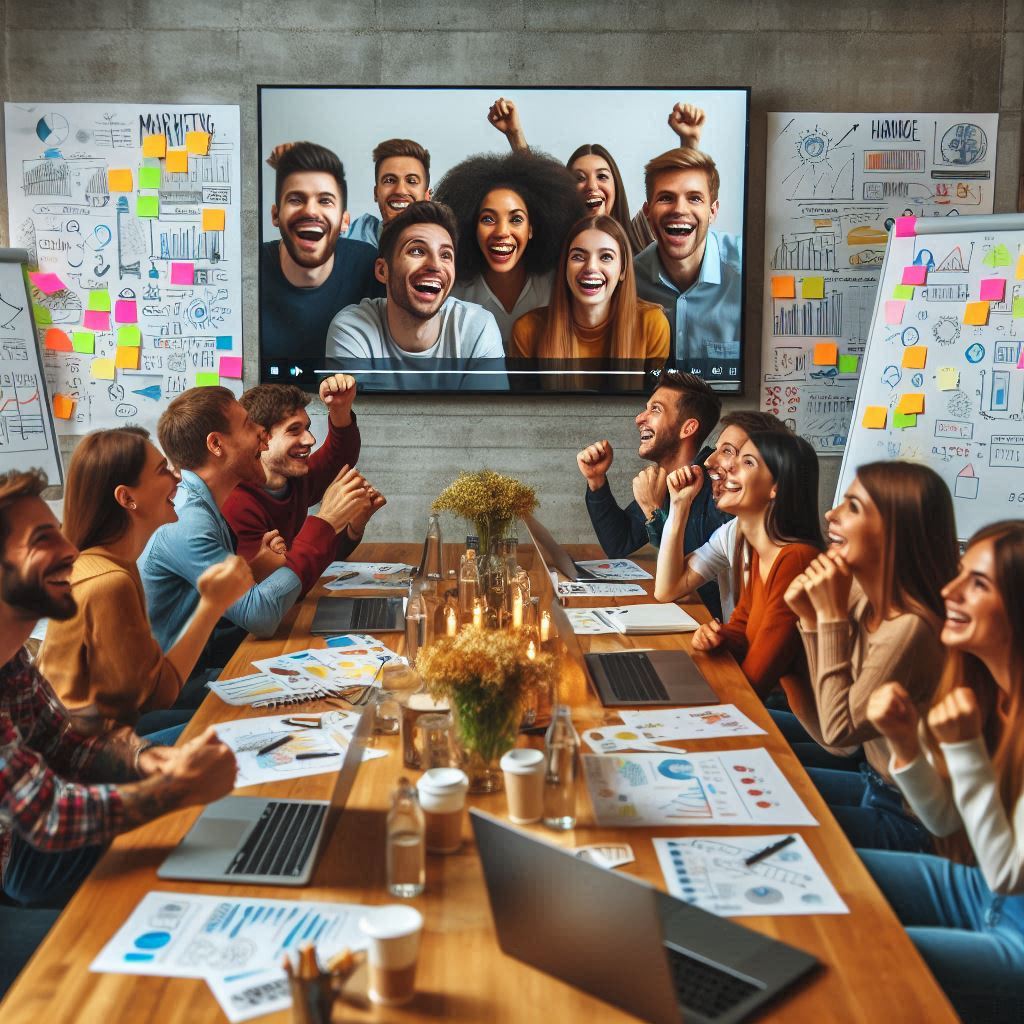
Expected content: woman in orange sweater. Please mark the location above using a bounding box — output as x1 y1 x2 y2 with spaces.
680 430 823 698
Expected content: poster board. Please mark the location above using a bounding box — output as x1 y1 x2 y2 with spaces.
0 248 63 484
4 103 243 434
838 212 1024 540
761 113 998 453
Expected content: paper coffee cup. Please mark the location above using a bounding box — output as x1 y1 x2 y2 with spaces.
359 904 423 1006
500 748 546 824
417 768 469 853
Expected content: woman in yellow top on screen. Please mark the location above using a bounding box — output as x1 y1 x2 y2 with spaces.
510 215 670 366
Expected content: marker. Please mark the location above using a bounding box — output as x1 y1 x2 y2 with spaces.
744 835 796 867
256 735 292 756
295 751 340 760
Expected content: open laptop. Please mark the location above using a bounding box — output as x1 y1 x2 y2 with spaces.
471 810 819 1024
523 513 601 581
158 705 374 886
311 596 404 633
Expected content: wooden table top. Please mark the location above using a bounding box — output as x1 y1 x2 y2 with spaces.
0 542 957 1023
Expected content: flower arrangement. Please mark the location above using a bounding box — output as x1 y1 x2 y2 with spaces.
432 469 538 555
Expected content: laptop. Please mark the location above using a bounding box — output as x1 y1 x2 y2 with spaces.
311 596 404 634
471 810 819 1024
158 705 374 886
523 513 601 581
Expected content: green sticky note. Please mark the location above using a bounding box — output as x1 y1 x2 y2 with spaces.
32 304 52 325
87 290 111 312
138 166 162 189
117 325 141 347
72 330 95 354
196 371 220 387
1013 297 1024 319
893 412 918 429
892 284 914 300
838 354 859 374
983 244 1012 268
136 195 159 218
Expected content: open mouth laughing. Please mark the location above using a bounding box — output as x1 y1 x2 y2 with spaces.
663 220 696 239
290 218 328 248
584 191 605 211
487 241 517 266
411 273 445 299
576 272 606 297
386 197 412 213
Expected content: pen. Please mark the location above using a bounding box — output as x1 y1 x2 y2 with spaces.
256 734 292 756
744 835 796 866
295 751 340 760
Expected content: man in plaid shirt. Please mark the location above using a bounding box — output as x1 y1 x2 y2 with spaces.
0 468 237 994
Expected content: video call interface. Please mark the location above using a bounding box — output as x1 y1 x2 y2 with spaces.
258 86 750 395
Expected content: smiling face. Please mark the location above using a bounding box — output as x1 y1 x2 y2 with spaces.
263 408 316 481
941 539 1011 658
379 222 455 322
566 227 624 315
271 170 348 270
644 168 718 265
476 188 531 275
570 154 616 217
374 156 431 223
717 438 777 515
635 386 689 463
216 401 270 489
705 425 749 501
128 441 180 534
825 476 884 571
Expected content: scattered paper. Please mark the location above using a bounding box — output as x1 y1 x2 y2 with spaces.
208 672 301 707
574 843 635 869
555 581 646 598
206 968 291 1023
582 727 684 755
564 608 618 634
618 704 767 741
574 559 652 581
320 561 413 590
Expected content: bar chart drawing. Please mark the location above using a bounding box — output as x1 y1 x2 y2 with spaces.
0 371 46 451
771 231 837 271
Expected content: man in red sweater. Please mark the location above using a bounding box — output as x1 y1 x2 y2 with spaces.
223 374 385 595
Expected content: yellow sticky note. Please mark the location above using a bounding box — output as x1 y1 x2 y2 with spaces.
166 149 188 173
115 347 140 370
897 393 925 415
90 358 116 380
901 346 927 369
801 277 825 299
186 131 211 155
963 301 990 326
813 342 838 366
937 367 960 391
862 406 887 429
202 207 225 232
1017 254 1024 280
107 169 133 192
142 134 167 157
771 276 796 299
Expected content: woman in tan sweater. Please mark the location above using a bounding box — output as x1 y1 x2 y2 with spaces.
779 461 959 851
38 427 252 736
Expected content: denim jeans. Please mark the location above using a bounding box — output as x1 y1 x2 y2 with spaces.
860 849 1024 1024
769 709 864 771
2 833 106 908
0 905 59 995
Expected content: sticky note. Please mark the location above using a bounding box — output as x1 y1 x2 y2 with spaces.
1014 297 1024 319
170 262 195 285
32 304 52 325
115 346 140 370
202 207 225 232
893 285 914 300
186 131 211 155
1018 348 1024 370
114 299 138 323
142 134 167 157
166 149 188 173
44 327 73 351
82 309 110 331
838 354 859 374
897 393 925 415
117 325 141 347
893 412 918 429
52 394 75 420
801 277 824 299
87 289 110 312
963 301 989 326
136 195 159 218
138 166 162 189
862 406 887 429
902 346 927 369
895 216 916 237
813 342 838 366
72 331 94 354
884 300 906 325
938 367 960 391
218 355 243 378
979 278 1006 302
983 244 1011 268
196 371 220 387
107 169 133 192
90 358 116 380
770 276 796 299
1017 254 1024 280
216 335 232 350
902 266 927 286
28 272 66 295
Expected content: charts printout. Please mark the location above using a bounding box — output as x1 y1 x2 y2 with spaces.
617 705 767 741
761 113 997 453
583 750 817 827
321 561 414 590
5 103 242 433
573 558 652 580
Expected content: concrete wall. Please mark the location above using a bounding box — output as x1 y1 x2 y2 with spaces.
2 0 1022 541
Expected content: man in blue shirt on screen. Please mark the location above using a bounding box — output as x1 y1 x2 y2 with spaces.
633 148 742 375
346 139 433 249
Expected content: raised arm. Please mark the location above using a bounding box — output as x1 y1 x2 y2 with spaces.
487 96 528 152
654 465 705 601
668 103 706 149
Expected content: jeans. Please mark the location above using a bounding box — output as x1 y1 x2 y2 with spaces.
860 849 1024 1024
770 709 864 771
0 905 59 995
2 833 106 909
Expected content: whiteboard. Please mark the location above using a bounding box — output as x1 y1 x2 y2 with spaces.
838 212 1024 540
0 248 63 484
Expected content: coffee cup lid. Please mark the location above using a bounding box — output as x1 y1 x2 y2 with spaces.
359 904 423 940
417 767 469 795
500 748 545 774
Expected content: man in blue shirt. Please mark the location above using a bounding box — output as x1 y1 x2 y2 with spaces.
347 138 433 249
634 148 742 375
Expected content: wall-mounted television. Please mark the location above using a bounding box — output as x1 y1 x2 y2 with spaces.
258 86 750 395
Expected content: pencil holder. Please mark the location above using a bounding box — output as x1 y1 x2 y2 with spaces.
287 975 333 1024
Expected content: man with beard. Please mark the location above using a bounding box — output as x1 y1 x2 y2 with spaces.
576 370 729 617
326 201 506 391
260 142 383 363
0 469 237 991
633 148 742 371
346 138 432 248
223 373 385 596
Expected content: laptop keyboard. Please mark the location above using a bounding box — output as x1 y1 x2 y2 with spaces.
667 946 761 1020
351 599 394 630
602 652 670 702
227 801 326 877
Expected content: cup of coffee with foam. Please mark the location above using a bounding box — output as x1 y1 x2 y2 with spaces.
416 767 469 854
358 904 423 1006
500 748 546 824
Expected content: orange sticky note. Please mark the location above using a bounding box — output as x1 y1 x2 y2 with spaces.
901 346 927 369
186 131 211 155
115 347 140 370
1017 254 1024 280
813 342 838 366
107 169 133 192
52 394 75 420
862 406 887 429
963 301 989 326
202 207 225 232
771 276 796 299
166 149 188 173
44 327 73 351
141 134 166 157
897 393 925 415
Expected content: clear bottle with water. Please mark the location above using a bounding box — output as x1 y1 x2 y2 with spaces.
458 548 479 621
405 582 428 663
386 777 425 897
419 513 444 581
543 705 579 830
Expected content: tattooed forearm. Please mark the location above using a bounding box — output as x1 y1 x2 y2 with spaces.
117 774 192 830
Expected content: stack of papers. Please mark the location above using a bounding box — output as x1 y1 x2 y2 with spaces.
574 558 652 581
591 603 700 635
320 561 413 590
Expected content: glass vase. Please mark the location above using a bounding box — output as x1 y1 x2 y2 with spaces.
449 700 518 795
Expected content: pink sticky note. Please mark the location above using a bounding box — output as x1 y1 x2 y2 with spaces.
170 262 195 285
895 216 917 238
82 309 111 331
219 355 243 378
902 265 927 286
28 271 66 295
1018 347 1024 370
114 299 138 323
884 300 906 325
979 278 1006 302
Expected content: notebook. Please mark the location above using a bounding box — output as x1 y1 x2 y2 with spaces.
593 603 700 635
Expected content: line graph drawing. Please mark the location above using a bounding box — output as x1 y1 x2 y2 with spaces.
0 371 46 450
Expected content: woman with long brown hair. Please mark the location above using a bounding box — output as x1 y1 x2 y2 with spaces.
860 520 1024 1023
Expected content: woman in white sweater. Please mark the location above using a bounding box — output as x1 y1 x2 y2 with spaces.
861 520 1024 1024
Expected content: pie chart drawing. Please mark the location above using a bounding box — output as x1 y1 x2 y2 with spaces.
36 113 69 146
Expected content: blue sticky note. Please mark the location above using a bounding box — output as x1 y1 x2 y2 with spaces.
216 335 232 350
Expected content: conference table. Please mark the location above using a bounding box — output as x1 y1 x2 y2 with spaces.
1 542 958 1023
